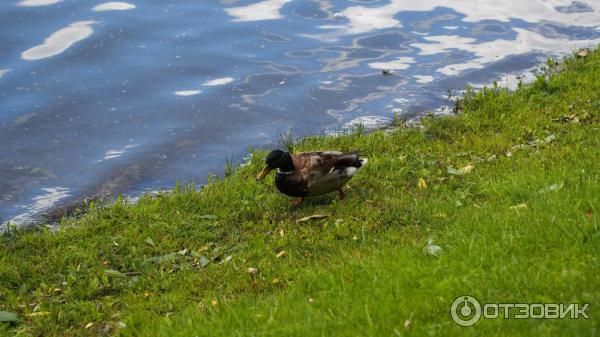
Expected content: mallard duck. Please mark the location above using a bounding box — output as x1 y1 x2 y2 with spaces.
256 150 367 205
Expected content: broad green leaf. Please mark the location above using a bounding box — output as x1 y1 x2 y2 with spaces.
447 167 461 175
145 237 155 247
145 252 178 264
104 269 126 278
0 311 20 322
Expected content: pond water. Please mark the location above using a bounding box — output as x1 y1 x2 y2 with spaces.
1 0 599 226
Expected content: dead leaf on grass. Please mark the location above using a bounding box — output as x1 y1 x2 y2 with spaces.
418 178 427 189
424 239 443 257
510 203 528 210
297 214 329 223
459 164 474 175
577 48 589 58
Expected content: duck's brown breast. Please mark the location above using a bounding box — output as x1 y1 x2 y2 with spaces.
275 172 307 197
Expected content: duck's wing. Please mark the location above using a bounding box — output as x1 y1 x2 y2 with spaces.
293 151 363 181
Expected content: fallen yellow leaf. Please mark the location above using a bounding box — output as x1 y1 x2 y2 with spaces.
276 251 286 258
510 203 528 210
458 164 474 175
418 178 427 189
85 323 94 329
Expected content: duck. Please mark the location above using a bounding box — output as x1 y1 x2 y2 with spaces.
256 149 367 205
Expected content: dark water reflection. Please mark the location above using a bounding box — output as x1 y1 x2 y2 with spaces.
1 0 599 225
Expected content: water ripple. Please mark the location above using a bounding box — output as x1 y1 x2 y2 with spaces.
226 0 291 22
17 0 62 7
412 28 600 75
9 187 70 225
203 77 235 86
92 2 136 12
21 21 97 61
175 90 202 96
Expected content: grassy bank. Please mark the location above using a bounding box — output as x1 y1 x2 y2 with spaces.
2 49 600 337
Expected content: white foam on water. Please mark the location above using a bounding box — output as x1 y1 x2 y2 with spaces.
497 71 538 91
412 28 600 75
344 115 392 130
320 0 600 35
17 0 62 6
226 0 291 22
368 56 415 70
92 2 136 12
437 62 484 76
21 21 97 61
128 189 168 204
394 97 410 104
8 187 71 225
175 90 202 96
96 144 137 162
414 75 434 84
203 77 235 86
0 69 8 78
468 68 539 91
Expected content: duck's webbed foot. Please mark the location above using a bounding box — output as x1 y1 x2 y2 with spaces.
289 197 304 206
338 189 346 200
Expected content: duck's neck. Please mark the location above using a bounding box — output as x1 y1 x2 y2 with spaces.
278 156 295 173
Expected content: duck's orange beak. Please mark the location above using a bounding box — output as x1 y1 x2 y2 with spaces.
256 165 273 181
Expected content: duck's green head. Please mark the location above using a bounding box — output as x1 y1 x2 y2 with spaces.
256 150 294 180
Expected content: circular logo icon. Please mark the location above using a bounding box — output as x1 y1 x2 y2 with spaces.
451 295 482 327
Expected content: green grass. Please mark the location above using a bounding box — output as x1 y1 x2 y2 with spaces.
1 49 600 337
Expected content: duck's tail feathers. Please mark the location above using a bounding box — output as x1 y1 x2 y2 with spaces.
347 150 367 168
340 154 367 177
344 166 358 177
